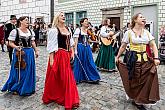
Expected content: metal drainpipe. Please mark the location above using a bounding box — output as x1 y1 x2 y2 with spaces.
50 0 54 24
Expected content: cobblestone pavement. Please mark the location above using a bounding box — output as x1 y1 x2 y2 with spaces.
0 46 165 110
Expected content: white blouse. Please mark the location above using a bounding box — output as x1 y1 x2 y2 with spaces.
73 28 88 38
122 29 154 44
47 27 75 53
100 26 114 37
8 28 35 41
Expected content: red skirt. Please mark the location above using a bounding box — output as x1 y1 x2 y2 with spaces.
42 49 79 109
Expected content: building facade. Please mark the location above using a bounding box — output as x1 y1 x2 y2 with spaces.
55 0 165 41
0 0 50 24
0 0 165 40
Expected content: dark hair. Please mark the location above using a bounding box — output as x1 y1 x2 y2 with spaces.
48 24 52 28
94 26 99 34
76 24 79 27
80 18 88 26
17 16 29 27
88 22 93 27
99 24 102 29
131 13 141 28
127 22 130 27
10 15 17 20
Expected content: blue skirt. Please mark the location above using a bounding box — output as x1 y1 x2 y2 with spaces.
73 43 100 83
1 48 36 96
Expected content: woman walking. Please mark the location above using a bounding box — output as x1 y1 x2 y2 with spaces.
116 13 160 110
1 16 38 96
73 18 100 84
42 12 79 110
95 18 116 72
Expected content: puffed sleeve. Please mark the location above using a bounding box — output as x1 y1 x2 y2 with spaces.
47 28 58 53
122 30 129 44
100 26 110 37
8 29 17 41
31 30 35 40
73 28 80 38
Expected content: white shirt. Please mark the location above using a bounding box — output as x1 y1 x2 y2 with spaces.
73 28 88 38
122 29 154 44
8 28 35 41
100 26 114 37
47 27 74 53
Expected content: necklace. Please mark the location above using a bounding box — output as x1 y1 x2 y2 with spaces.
132 28 143 38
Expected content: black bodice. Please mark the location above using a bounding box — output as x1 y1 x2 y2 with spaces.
57 27 71 51
15 29 32 47
78 29 89 45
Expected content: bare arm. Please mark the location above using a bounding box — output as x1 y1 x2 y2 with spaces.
9 41 19 49
149 40 158 58
31 40 38 51
31 40 39 58
74 37 78 54
71 46 74 59
149 40 160 66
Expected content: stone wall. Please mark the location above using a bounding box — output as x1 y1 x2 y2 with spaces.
0 0 50 23
54 0 164 37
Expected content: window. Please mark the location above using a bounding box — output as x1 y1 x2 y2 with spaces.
65 13 73 26
35 16 44 24
76 11 87 25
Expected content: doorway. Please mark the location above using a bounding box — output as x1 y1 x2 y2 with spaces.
108 17 120 31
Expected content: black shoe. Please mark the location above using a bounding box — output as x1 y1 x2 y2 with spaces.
88 80 100 84
132 101 147 110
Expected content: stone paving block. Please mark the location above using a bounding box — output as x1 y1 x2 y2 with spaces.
0 46 165 110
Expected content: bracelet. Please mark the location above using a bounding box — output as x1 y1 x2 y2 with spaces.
153 58 160 60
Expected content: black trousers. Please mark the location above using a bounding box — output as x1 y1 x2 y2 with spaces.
7 47 13 64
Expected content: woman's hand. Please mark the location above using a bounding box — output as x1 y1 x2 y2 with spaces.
109 31 114 36
15 46 21 51
71 51 75 60
154 59 160 66
49 52 54 67
50 60 54 67
115 56 121 64
35 50 39 58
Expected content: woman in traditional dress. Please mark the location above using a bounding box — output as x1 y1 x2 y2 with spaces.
42 12 79 110
73 18 100 84
95 18 116 72
116 13 160 110
1 16 38 96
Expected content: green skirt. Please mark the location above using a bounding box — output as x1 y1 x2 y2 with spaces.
95 44 115 70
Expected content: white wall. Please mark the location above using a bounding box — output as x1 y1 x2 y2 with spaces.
0 0 50 23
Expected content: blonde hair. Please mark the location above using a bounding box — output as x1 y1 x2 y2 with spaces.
52 12 63 27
